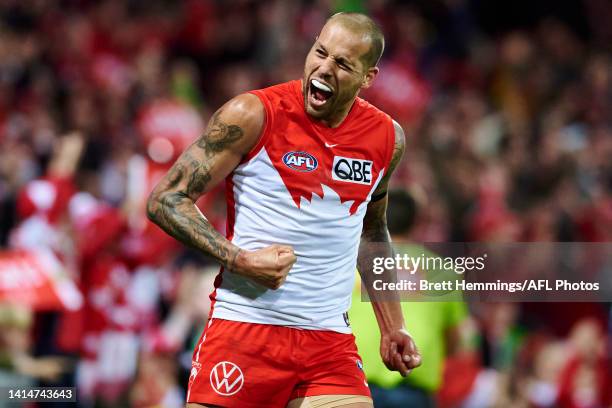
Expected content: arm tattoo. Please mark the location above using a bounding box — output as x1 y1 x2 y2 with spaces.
361 121 405 243
357 121 405 296
370 120 406 200
361 200 391 243
147 111 244 270
196 111 244 155
185 157 212 200
388 126 406 174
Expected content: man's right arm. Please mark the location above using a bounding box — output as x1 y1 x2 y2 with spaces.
147 93 296 288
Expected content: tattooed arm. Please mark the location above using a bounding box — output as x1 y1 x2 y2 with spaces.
357 120 421 376
147 94 296 289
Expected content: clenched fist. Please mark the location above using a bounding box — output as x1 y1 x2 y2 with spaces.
381 328 421 376
233 244 297 289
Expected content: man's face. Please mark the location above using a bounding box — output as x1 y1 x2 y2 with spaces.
303 22 378 122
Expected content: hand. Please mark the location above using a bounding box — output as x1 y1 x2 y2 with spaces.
380 328 421 376
234 244 297 289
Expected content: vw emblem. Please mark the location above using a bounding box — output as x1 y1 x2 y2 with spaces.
209 361 245 396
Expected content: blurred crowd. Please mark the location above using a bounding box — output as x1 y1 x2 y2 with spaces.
0 0 610 407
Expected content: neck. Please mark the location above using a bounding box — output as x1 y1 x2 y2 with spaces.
320 99 356 128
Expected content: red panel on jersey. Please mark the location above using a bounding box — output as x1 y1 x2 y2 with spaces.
249 80 395 215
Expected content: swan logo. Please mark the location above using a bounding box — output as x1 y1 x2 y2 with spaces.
283 151 318 172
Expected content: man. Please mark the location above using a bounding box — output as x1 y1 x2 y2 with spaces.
147 12 421 408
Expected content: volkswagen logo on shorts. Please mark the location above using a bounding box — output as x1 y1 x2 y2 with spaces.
210 361 244 396
282 151 318 172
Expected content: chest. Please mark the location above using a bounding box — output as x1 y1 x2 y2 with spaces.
259 116 389 214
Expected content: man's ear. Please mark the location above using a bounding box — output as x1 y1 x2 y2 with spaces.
361 66 379 89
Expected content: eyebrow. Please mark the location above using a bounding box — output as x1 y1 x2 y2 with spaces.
316 42 356 68
335 56 353 67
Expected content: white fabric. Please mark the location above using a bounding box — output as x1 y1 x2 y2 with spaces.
212 148 383 333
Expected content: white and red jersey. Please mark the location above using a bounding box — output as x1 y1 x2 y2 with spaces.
211 80 395 333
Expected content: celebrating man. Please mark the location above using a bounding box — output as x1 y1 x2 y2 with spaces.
148 12 421 408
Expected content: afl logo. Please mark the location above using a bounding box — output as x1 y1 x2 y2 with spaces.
283 151 318 172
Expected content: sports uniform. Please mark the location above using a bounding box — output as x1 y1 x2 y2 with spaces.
186 79 395 407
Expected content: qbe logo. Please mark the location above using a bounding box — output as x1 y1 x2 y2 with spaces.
283 151 318 172
210 361 244 396
332 156 373 185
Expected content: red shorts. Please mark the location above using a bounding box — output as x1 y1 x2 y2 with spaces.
186 319 371 407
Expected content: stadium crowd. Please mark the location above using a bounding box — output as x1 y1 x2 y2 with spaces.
0 0 610 407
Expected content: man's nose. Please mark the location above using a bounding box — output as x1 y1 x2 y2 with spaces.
317 57 334 78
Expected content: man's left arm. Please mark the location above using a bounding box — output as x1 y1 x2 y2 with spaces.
357 120 421 376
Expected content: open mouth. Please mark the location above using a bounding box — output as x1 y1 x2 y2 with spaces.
308 79 334 107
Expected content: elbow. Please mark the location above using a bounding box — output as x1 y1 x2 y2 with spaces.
146 192 160 223
146 189 189 225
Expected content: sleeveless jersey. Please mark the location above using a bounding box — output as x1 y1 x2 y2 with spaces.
210 80 395 333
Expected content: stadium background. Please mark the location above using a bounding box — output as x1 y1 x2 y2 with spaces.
0 0 610 406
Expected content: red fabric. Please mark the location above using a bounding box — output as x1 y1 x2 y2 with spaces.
557 355 610 408
142 326 181 354
468 186 518 240
175 0 218 53
119 159 178 267
17 176 76 223
437 354 480 406
137 99 203 163
361 59 430 125
56 307 84 353
186 319 370 407
248 80 395 215
0 249 82 311
120 225 177 268
77 206 126 260
575 197 612 242
80 255 134 358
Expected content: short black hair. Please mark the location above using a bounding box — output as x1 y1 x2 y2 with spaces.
387 189 417 235
327 12 385 68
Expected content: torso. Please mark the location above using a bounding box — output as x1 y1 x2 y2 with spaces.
210 80 395 333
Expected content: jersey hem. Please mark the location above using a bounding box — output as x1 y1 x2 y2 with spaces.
211 310 353 334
